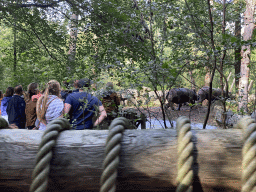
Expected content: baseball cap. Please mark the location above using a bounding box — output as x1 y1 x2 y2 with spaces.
77 78 90 88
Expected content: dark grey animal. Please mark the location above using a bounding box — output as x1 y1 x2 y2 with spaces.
197 86 222 103
165 88 197 110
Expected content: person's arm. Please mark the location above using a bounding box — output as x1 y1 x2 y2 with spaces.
0 99 4 114
57 114 64 119
9 124 18 129
93 105 107 127
64 103 71 114
33 119 40 130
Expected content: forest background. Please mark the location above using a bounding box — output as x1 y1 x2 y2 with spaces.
1 0 256 128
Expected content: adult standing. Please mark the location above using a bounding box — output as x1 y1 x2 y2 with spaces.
36 80 64 131
7 85 26 129
101 82 121 123
60 80 79 101
1 87 14 122
25 83 39 130
64 78 107 130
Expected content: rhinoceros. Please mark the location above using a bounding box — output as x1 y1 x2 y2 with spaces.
165 88 197 110
197 86 222 104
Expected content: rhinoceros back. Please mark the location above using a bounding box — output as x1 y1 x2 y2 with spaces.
198 86 222 103
166 88 197 110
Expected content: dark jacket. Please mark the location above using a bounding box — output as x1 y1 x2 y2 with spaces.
7 95 26 129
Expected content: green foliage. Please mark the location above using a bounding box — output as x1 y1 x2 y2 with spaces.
0 0 251 109
0 2 69 89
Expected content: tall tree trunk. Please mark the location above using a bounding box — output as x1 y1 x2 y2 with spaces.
220 0 227 128
203 0 218 129
223 72 232 91
229 78 236 92
188 61 195 90
248 80 254 93
205 66 211 86
13 17 17 80
235 17 241 91
220 0 226 95
67 14 78 76
234 0 242 92
238 0 256 112
189 70 195 90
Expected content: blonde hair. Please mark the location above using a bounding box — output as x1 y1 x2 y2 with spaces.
37 80 61 124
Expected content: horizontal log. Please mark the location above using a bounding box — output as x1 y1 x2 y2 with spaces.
0 129 243 192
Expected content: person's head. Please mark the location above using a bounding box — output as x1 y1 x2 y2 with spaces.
63 81 69 89
45 80 61 96
27 83 39 99
63 79 75 89
0 90 3 99
73 80 79 89
14 85 23 95
77 78 90 89
5 87 14 97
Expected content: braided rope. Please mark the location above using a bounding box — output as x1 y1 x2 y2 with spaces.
0 117 8 129
236 116 256 192
29 118 71 192
100 117 129 192
176 116 193 192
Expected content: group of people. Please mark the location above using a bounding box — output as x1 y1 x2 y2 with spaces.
0 79 121 130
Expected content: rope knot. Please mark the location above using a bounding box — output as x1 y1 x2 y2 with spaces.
29 118 71 192
100 117 129 192
176 116 193 192
237 116 256 192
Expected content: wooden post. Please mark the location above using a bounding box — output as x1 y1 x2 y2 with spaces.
0 129 243 192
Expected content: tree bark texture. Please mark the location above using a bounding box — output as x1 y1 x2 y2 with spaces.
235 17 241 90
13 18 17 79
203 0 218 129
0 129 244 192
238 0 256 112
223 72 232 91
248 80 254 93
67 14 78 74
220 0 226 97
230 78 236 92
204 66 211 87
189 69 195 90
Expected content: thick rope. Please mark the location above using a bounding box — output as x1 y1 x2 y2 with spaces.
100 117 129 192
29 118 71 192
176 116 193 192
0 117 8 129
236 116 256 192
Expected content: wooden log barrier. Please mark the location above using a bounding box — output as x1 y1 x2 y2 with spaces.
0 129 243 192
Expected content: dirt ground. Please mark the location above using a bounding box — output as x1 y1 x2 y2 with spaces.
129 104 219 128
